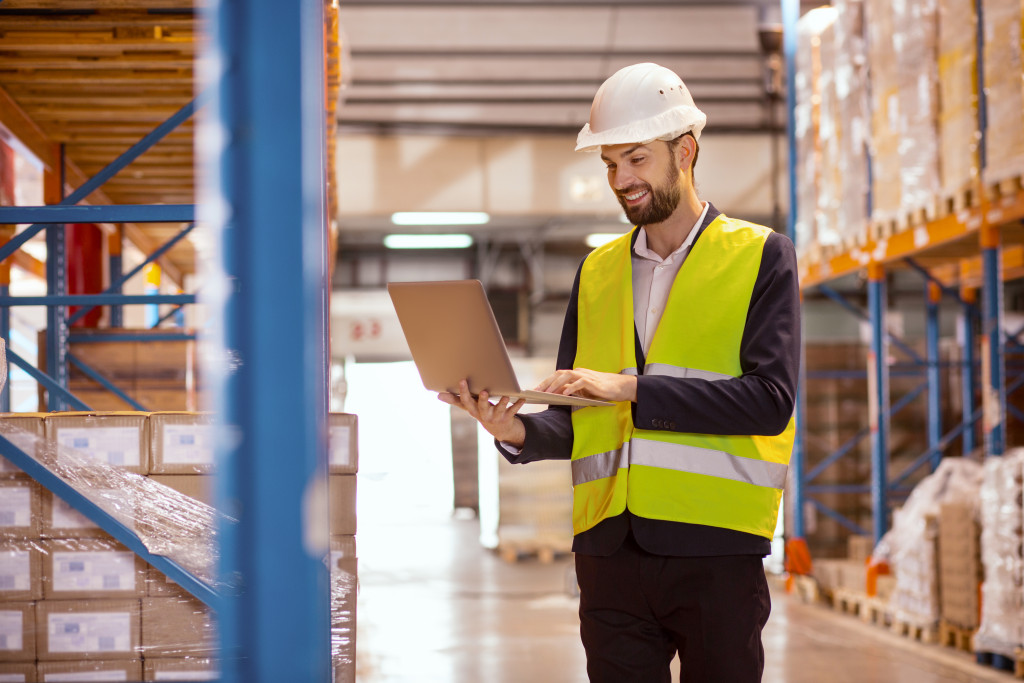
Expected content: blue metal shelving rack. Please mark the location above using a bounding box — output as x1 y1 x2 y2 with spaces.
785 0 1019 549
0 1 332 680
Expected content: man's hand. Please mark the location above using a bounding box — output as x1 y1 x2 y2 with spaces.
438 379 527 447
535 368 637 403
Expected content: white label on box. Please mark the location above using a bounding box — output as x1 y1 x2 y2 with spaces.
52 551 136 593
47 612 131 654
0 550 30 592
57 426 140 467
52 497 99 530
0 610 23 651
44 673 128 682
0 674 25 682
162 424 214 465
329 426 352 468
154 673 217 681
0 486 31 528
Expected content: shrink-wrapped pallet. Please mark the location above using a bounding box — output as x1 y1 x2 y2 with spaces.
893 0 942 218
981 0 1024 187
974 450 1024 657
794 13 831 255
937 0 981 200
865 0 903 224
817 18 842 248
938 500 982 629
832 0 871 245
873 458 982 626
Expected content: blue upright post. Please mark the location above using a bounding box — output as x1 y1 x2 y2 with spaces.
0 227 11 413
45 146 68 412
867 263 890 545
201 1 330 681
782 0 798 243
926 282 942 470
981 225 1006 456
792 314 807 538
109 229 123 328
962 289 977 454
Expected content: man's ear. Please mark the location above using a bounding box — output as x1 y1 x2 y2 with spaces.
677 135 695 173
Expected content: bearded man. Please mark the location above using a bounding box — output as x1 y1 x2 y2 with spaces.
441 63 800 683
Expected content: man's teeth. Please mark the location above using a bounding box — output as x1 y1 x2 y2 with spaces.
625 190 648 201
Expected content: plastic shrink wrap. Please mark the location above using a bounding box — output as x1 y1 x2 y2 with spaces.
794 11 831 257
981 0 1024 187
872 457 982 626
974 450 1024 657
937 0 980 199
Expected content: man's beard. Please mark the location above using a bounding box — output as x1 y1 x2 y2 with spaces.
617 165 682 227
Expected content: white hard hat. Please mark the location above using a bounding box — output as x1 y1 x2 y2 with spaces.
575 63 707 152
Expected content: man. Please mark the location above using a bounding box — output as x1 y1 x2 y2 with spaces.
440 62 800 682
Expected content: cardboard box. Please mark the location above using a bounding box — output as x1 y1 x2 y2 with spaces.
41 540 146 600
36 659 141 681
35 600 141 661
39 490 111 541
140 597 214 658
45 413 149 476
0 542 42 602
328 475 356 536
148 413 214 475
143 657 217 681
0 662 36 682
0 415 47 480
145 475 213 507
0 482 40 540
847 535 873 564
0 603 35 662
328 413 358 475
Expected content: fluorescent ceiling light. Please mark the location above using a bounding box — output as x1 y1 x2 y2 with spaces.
391 211 490 226
801 6 837 34
585 233 623 248
384 233 474 249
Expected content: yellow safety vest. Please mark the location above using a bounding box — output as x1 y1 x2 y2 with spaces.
570 214 795 539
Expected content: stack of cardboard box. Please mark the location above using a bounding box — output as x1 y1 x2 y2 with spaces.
0 411 358 682
981 0 1024 189
937 501 982 630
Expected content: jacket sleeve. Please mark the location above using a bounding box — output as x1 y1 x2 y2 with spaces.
633 231 800 436
494 263 583 464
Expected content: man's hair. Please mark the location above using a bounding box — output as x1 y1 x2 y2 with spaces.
667 132 699 182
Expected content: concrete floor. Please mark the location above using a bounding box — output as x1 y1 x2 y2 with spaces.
354 513 1018 683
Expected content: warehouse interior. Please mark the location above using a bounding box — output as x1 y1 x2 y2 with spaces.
1 0 1024 681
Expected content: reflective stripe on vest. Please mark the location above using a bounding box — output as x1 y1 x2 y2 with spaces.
571 438 787 490
643 363 732 382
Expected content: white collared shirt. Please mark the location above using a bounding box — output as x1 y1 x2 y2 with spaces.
631 201 709 353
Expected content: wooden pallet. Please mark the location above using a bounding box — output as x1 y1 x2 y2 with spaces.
938 186 978 219
869 217 900 243
859 596 891 628
938 620 975 653
832 588 862 617
497 542 571 564
792 574 822 605
986 175 1024 202
891 618 938 644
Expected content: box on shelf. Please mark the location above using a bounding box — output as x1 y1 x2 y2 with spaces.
44 413 149 476
148 413 215 475
0 482 40 541
0 662 36 682
41 539 146 601
35 599 141 661
329 475 356 536
981 0 1024 187
140 597 215 658
328 413 358 475
36 659 141 681
0 603 35 663
143 657 218 681
0 415 46 480
0 542 42 602
937 0 980 198
39 490 113 541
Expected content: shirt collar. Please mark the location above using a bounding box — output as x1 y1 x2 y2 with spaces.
633 201 709 263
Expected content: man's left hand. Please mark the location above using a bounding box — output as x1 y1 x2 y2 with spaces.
534 368 637 403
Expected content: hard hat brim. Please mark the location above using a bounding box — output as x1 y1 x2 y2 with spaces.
575 106 707 152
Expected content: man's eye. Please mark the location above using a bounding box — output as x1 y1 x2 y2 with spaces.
631 157 644 164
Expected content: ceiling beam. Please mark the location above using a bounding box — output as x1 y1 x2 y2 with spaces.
350 48 761 60
338 119 784 136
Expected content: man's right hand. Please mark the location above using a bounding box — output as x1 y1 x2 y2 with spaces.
438 379 527 447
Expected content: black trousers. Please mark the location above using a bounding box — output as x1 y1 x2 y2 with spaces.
575 534 771 683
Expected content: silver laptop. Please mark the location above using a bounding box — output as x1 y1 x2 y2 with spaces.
387 280 612 407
